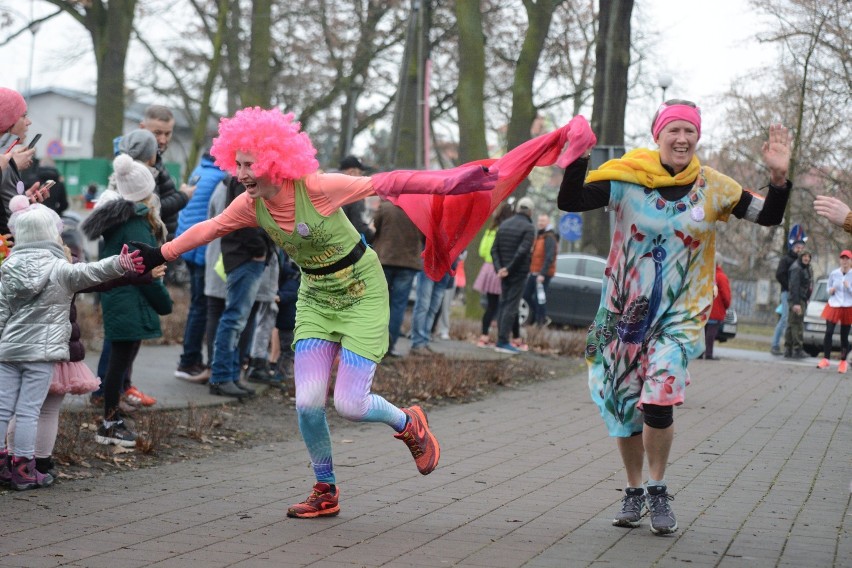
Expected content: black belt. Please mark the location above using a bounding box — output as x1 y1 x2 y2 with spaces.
301 240 367 276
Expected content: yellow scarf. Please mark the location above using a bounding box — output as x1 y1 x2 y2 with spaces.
585 148 700 188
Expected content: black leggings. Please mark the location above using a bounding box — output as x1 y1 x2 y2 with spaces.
103 340 141 420
823 322 851 359
481 293 500 335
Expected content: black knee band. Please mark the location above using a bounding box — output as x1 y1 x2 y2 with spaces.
643 404 673 429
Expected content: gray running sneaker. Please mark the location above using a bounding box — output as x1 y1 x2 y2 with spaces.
612 487 646 527
646 485 678 535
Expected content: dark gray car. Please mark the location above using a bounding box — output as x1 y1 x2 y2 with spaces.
519 253 607 328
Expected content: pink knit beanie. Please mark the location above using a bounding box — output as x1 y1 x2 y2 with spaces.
0 88 27 134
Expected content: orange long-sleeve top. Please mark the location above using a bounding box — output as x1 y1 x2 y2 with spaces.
161 172 374 262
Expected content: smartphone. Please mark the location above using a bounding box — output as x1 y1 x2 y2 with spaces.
26 133 42 150
41 180 56 192
189 175 201 185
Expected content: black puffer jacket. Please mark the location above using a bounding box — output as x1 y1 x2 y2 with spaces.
490 213 534 277
775 248 799 292
788 258 813 307
153 154 189 239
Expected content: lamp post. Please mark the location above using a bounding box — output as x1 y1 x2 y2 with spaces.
658 73 672 103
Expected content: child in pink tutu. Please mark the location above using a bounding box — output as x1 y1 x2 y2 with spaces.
0 194 144 490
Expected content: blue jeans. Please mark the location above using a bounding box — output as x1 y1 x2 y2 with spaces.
383 266 418 351
179 261 207 368
772 291 789 349
210 260 265 385
410 271 451 348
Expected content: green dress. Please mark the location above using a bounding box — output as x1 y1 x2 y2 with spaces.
255 180 389 363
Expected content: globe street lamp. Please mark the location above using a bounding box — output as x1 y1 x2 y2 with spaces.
658 73 672 103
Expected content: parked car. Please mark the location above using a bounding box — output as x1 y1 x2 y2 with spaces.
802 278 843 356
518 253 607 328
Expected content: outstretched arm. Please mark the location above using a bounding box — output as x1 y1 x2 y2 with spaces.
371 164 497 199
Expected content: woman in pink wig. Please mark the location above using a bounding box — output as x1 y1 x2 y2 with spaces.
132 106 593 518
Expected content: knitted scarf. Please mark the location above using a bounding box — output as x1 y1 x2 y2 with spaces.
585 148 700 188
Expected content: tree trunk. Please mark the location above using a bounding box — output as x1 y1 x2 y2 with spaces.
455 0 489 317
505 1 560 157
223 0 244 115
89 0 137 158
241 0 273 107
583 0 633 255
388 0 430 169
186 0 229 177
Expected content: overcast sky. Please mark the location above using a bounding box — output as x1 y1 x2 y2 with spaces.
2 0 777 148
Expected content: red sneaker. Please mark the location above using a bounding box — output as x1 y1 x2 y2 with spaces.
395 405 440 475
839 360 848 374
123 386 157 407
287 482 340 518
817 358 830 369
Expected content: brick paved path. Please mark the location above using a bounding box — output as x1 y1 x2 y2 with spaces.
1 356 849 567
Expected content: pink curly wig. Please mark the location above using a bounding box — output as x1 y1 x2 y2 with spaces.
210 107 319 184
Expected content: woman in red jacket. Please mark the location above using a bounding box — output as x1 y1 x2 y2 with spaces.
703 257 732 360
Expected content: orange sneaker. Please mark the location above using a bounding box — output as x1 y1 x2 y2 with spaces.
286 482 340 518
395 405 440 475
123 386 157 407
816 358 830 369
511 338 529 352
838 360 848 374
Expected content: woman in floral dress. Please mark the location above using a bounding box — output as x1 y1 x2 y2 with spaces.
558 100 791 534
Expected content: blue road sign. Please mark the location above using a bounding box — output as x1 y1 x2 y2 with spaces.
559 212 583 242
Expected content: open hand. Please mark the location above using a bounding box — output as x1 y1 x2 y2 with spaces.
814 195 851 228
118 244 146 274
761 124 791 185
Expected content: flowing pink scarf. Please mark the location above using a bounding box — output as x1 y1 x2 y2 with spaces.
373 116 595 280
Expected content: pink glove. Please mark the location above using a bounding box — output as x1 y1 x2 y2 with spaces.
556 116 597 168
442 164 498 195
118 244 145 274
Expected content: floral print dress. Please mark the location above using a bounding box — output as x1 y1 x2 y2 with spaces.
586 167 742 436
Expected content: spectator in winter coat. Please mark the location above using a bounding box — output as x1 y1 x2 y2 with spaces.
785 250 813 359
173 152 227 382
491 197 535 353
371 199 423 356
138 105 193 238
523 214 557 326
81 155 173 446
702 259 731 360
771 239 805 355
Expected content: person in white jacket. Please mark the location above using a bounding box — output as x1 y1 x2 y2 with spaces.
816 249 852 373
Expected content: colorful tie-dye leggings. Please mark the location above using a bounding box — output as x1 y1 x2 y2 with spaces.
295 338 407 484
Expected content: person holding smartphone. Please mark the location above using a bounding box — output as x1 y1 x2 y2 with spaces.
0 87 46 235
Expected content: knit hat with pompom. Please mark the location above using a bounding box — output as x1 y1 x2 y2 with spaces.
8 185 63 245
113 153 155 202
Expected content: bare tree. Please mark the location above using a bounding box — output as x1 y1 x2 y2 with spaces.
581 0 633 256
37 0 138 158
713 0 851 278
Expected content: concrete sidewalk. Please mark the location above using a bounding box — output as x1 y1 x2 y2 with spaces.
2 351 850 567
